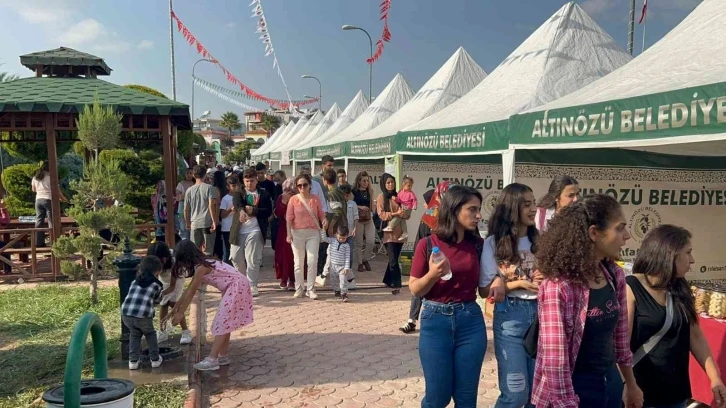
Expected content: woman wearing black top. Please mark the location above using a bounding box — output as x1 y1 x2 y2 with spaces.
352 171 375 272
626 224 726 408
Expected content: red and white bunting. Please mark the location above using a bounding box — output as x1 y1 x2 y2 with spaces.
367 0 393 64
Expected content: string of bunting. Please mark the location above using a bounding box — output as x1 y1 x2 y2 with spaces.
171 9 317 109
249 0 295 111
368 0 392 64
193 77 288 118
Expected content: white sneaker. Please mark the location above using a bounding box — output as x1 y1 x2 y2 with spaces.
293 288 304 298
180 330 193 345
157 330 169 343
307 289 319 300
128 360 140 370
218 356 231 366
194 357 220 371
382 226 393 232
151 355 163 368
251 286 259 297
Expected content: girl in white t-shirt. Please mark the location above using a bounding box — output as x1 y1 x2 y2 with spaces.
534 175 580 232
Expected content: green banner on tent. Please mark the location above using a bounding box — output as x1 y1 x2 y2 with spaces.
395 120 509 154
348 136 395 157
269 152 281 160
314 143 346 158
510 81 726 145
293 148 313 160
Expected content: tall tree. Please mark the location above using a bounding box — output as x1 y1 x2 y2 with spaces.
76 98 123 162
219 112 241 146
260 114 280 137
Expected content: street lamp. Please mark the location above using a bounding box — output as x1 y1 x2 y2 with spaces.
342 24 373 104
191 58 214 123
301 74 322 111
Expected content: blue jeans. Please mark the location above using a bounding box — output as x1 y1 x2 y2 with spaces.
419 300 487 408
493 297 537 408
572 365 623 408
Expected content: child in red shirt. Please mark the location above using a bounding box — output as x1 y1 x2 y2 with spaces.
383 176 417 241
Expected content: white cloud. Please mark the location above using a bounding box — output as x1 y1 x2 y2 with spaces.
57 18 131 53
137 40 154 50
581 0 613 16
0 0 73 23
225 22 235 28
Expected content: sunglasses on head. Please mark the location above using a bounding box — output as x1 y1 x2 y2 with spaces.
297 183 309 188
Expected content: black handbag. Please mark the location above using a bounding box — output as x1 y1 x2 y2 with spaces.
522 261 617 359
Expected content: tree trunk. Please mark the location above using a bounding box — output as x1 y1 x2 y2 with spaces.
90 260 99 304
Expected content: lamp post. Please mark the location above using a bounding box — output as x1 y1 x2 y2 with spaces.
301 75 322 111
191 58 213 123
342 24 373 103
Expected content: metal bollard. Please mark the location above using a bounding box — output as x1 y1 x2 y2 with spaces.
114 237 141 361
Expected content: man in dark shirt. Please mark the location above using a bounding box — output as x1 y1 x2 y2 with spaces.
256 162 276 199
270 170 286 250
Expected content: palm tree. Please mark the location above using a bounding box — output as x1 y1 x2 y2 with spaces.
260 114 281 137
0 62 18 82
219 112 241 148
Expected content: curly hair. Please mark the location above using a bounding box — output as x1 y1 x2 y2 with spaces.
536 193 621 285
486 183 538 264
352 171 374 197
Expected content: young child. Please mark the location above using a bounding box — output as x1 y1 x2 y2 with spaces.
122 255 165 370
219 175 239 264
323 225 352 302
383 176 417 241
148 242 192 345
341 184 358 289
167 240 254 371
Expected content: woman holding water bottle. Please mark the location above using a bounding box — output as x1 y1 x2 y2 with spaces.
409 185 503 407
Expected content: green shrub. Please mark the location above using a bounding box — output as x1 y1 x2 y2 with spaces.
3 164 38 216
98 149 164 212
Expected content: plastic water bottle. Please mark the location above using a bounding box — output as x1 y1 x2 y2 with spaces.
432 247 451 281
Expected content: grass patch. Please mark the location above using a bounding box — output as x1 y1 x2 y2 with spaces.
134 381 187 408
0 285 122 406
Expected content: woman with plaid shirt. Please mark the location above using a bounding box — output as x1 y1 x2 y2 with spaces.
532 194 641 408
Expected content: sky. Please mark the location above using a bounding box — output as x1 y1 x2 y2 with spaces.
0 0 701 120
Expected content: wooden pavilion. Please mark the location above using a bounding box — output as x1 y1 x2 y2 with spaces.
0 47 190 278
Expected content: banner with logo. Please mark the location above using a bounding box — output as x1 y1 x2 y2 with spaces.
510 81 726 146
401 161 504 250
517 164 726 281
396 119 509 155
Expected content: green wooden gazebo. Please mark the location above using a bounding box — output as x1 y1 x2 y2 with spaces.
0 47 190 276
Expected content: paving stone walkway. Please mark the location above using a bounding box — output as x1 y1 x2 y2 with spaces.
200 248 500 407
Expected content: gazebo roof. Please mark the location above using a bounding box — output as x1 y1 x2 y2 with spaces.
0 77 191 129
20 47 112 76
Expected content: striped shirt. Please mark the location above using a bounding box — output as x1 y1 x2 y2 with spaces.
323 236 350 269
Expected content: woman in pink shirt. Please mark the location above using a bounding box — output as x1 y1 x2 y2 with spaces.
286 174 327 300
533 194 640 408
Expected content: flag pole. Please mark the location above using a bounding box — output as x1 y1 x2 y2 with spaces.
169 0 177 101
627 0 635 55
641 4 647 54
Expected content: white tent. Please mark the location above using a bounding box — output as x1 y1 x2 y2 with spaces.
263 116 308 155
315 74 415 153
510 0 726 156
399 1 632 155
304 91 369 151
254 123 287 157
304 103 342 146
274 110 324 153
349 47 486 153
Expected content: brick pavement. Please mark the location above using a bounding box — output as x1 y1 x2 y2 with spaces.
200 248 500 407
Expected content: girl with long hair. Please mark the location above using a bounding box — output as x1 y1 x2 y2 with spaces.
532 194 639 408
409 185 493 406
627 225 726 408
212 170 228 259
535 175 579 231
352 171 375 272
479 183 538 407
377 173 408 295
168 240 253 371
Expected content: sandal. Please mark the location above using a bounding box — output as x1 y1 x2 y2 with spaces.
392 289 401 295
399 322 416 334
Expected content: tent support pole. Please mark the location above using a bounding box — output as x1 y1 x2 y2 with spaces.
502 149 516 187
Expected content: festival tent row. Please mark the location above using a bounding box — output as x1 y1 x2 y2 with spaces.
501 0 726 278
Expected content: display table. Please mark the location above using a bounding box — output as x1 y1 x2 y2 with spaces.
689 316 726 407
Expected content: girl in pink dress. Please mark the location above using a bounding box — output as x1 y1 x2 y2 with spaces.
168 240 254 371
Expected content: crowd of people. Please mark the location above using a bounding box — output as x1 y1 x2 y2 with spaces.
118 156 726 408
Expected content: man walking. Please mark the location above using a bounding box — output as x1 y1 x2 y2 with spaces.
184 165 218 255
230 168 272 297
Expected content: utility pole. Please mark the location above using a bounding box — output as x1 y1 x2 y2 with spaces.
169 0 177 100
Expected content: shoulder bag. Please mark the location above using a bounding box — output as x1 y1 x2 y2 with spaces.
632 292 674 365
297 194 326 242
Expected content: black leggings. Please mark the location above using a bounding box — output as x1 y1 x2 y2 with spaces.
382 242 403 288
